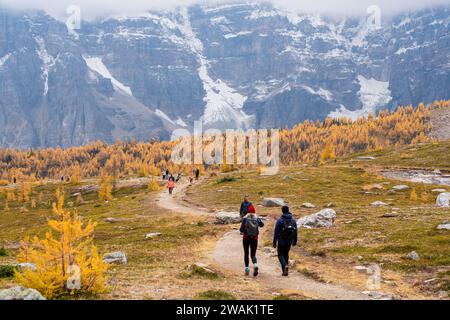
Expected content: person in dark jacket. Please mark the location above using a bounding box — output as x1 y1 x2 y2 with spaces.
240 204 264 277
239 195 252 218
273 206 298 276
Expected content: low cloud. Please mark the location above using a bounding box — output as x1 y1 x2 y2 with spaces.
0 0 449 20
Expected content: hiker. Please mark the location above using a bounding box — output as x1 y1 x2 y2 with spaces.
273 206 298 277
167 177 175 195
239 195 253 218
188 171 194 185
240 204 264 277
195 168 200 180
175 173 182 183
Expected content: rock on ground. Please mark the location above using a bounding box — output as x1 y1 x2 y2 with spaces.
16 263 37 272
103 251 128 264
262 198 285 207
432 189 447 193
371 201 388 207
146 232 162 239
392 185 410 191
299 209 337 229
302 202 316 208
407 251 420 261
436 192 450 207
356 156 375 161
187 263 217 276
214 212 241 225
0 286 46 300
437 223 450 230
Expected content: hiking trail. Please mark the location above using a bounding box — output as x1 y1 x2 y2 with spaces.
155 179 370 300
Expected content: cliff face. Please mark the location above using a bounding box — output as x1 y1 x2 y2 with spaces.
0 3 449 148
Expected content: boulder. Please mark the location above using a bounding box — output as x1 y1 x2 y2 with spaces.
264 247 275 254
299 209 337 229
302 202 316 208
437 223 450 230
16 263 37 272
214 212 241 225
407 251 420 261
0 286 46 300
103 251 127 264
371 201 388 207
436 192 450 207
145 232 162 239
392 185 410 191
187 263 217 276
262 198 285 207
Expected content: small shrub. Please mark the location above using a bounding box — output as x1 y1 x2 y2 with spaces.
0 247 7 256
217 176 236 184
0 265 17 278
196 290 236 300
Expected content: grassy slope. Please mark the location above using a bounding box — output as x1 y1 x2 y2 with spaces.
187 141 450 298
0 182 267 299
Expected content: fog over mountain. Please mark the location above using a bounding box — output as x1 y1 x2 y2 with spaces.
0 1 449 147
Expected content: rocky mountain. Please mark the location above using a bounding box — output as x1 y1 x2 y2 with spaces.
0 2 449 148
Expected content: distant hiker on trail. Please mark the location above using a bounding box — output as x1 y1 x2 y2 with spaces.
188 171 194 185
273 206 298 277
195 168 200 180
175 173 182 183
167 177 175 195
240 204 264 277
239 195 253 218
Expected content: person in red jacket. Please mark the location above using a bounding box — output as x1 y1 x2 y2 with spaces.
167 177 175 195
239 204 264 277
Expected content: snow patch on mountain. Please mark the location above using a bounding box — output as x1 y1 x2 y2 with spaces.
83 56 133 96
301 86 334 101
0 53 11 67
176 118 188 127
35 37 56 96
329 76 391 120
224 31 253 39
155 109 175 125
177 8 251 128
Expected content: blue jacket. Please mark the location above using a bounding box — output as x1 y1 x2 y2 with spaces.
239 201 253 217
273 213 298 246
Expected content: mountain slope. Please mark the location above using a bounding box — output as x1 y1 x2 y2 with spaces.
0 2 449 147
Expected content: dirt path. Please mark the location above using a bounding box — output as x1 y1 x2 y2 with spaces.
156 179 370 300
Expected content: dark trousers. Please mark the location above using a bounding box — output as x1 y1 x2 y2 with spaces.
243 238 258 267
169 187 174 195
277 244 291 271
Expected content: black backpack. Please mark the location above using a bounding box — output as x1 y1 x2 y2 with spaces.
245 217 259 238
280 219 295 242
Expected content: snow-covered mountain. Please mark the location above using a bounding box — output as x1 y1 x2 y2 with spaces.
0 2 449 147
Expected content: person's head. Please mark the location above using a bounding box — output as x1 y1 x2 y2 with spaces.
282 206 290 214
244 195 250 202
247 204 256 215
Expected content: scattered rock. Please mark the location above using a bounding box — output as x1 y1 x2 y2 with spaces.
439 291 448 299
103 251 127 264
288 260 297 268
214 212 241 225
264 247 275 254
16 263 37 272
363 184 384 191
381 213 399 218
357 256 363 261
187 263 217 277
362 291 396 300
345 220 353 224
299 209 336 229
326 203 334 208
424 278 437 284
392 185 410 191
301 202 316 208
371 201 388 207
436 192 450 207
356 156 375 161
407 251 420 261
432 189 447 193
354 266 367 273
145 232 162 239
262 198 286 207
105 218 123 223
437 223 450 230
282 176 291 181
0 286 46 300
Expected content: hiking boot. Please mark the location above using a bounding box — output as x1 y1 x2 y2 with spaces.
282 266 289 277
245 267 250 276
253 266 259 277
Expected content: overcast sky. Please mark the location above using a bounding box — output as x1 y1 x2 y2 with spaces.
1 0 449 20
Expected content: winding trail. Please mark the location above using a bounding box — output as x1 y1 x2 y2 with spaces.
156 179 370 300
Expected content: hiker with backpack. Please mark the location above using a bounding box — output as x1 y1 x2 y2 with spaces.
239 195 253 218
273 206 298 277
240 204 264 277
167 177 175 195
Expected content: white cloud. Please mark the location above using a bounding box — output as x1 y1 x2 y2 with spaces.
0 0 449 20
